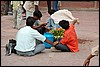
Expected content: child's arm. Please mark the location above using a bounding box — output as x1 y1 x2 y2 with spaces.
33 23 47 29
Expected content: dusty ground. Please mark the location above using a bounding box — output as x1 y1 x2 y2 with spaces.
1 8 99 66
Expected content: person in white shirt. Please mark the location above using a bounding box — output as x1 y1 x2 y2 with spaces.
23 1 39 19
46 9 79 30
14 16 57 56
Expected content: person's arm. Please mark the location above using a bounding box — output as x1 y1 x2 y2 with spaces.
33 23 47 29
45 39 53 46
83 45 99 66
71 18 79 25
53 41 59 47
83 54 95 66
45 39 58 47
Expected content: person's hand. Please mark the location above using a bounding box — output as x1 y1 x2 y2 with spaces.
39 23 47 28
75 18 79 24
76 18 79 24
73 19 77 23
83 59 90 66
41 23 47 26
44 27 50 32
72 18 79 25
53 41 59 47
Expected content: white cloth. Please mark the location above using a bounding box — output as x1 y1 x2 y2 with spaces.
15 26 46 52
23 1 39 12
51 9 77 24
91 45 99 56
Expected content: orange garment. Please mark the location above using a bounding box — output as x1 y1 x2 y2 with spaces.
60 24 79 52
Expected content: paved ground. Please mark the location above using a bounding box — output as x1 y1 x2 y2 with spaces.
1 8 99 66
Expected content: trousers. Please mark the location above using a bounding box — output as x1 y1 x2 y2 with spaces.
16 44 45 56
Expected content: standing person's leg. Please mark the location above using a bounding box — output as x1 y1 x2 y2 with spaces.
58 1 61 10
9 1 13 14
22 1 26 14
13 10 17 29
17 6 22 29
4 1 9 15
26 11 33 19
47 1 51 14
34 1 39 10
24 11 33 26
53 1 58 11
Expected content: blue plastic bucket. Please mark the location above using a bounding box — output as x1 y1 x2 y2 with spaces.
43 32 54 49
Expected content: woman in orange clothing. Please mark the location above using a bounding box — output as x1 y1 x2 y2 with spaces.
53 19 79 52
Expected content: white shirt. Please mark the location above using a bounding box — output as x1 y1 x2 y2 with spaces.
14 26 46 52
51 9 77 24
23 1 39 12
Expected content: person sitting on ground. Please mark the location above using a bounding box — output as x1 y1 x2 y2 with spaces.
14 17 57 56
32 10 42 26
24 10 47 35
83 45 99 66
33 10 48 35
46 9 79 30
53 19 79 52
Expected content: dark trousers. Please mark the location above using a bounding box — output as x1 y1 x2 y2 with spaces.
4 1 9 15
55 44 71 52
53 1 58 11
47 1 51 14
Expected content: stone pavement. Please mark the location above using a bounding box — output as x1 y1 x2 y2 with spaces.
1 8 99 66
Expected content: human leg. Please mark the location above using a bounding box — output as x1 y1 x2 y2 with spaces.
53 1 58 11
13 10 17 28
15 44 45 56
55 44 71 52
16 50 35 56
47 1 51 14
4 1 9 15
26 10 33 19
24 10 33 26
17 6 23 29
33 44 45 54
58 1 61 10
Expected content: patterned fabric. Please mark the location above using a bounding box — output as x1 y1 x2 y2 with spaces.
11 1 23 10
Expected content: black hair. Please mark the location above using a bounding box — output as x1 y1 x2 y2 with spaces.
33 10 42 19
59 20 69 30
48 9 56 15
26 16 36 27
